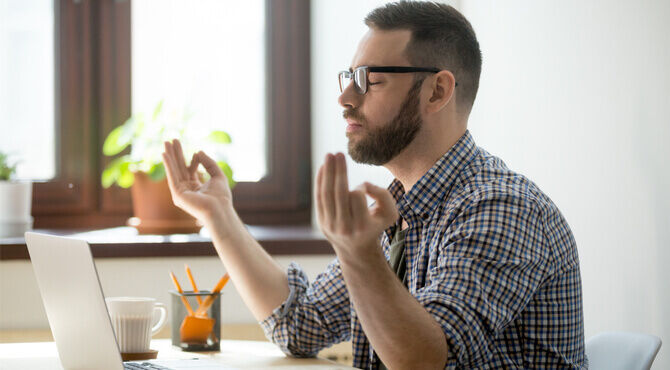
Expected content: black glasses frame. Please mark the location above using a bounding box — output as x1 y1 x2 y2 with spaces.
338 66 457 94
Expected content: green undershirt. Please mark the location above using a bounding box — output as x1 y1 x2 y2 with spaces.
378 226 407 370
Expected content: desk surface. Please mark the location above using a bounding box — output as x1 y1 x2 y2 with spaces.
0 338 355 369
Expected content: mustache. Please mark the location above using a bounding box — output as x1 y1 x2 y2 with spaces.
342 109 366 123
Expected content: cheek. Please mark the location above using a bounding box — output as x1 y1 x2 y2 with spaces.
361 95 401 128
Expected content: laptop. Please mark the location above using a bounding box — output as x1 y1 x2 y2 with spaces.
25 232 237 370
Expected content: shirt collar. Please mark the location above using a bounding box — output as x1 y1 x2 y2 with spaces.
387 130 478 227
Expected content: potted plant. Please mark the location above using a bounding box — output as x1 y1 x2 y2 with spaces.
101 100 234 234
0 152 33 238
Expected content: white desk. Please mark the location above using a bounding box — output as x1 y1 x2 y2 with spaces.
0 339 355 369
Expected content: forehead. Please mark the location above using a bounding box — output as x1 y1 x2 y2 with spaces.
350 28 412 69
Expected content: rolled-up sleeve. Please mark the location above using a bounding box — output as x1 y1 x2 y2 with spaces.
415 191 554 368
259 258 352 357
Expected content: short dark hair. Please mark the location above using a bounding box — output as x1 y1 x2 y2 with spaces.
365 1 482 115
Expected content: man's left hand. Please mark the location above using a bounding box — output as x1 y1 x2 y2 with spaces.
315 153 398 261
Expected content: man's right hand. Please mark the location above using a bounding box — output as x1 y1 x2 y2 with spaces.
162 139 233 226
162 139 290 322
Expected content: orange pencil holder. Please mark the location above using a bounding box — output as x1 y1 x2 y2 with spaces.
169 290 221 352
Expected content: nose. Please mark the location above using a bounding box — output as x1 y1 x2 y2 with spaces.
338 80 360 109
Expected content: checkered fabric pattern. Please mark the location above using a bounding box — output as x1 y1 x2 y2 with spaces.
260 130 587 369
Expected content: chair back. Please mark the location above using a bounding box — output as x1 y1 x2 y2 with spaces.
586 331 662 370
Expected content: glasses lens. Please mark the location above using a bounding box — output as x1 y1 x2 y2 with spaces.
339 71 352 93
354 68 367 94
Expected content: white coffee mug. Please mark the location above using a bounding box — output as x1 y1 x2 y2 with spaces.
105 297 168 353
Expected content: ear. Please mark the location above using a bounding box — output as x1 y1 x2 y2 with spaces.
425 70 456 114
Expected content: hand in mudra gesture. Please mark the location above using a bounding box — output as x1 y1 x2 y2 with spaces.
162 139 233 223
316 153 398 261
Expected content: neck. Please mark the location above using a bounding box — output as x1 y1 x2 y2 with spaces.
384 121 466 192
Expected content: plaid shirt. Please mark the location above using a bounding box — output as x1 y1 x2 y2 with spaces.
260 130 587 369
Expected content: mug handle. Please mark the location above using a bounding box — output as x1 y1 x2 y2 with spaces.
151 302 168 336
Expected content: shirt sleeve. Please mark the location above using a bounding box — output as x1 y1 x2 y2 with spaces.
259 258 352 357
414 190 555 368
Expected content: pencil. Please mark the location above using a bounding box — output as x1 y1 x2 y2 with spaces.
184 264 203 305
195 273 230 317
170 271 195 316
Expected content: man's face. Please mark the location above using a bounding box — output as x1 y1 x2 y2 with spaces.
339 29 424 165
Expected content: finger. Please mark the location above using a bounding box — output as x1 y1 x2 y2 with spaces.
333 153 350 225
349 188 369 226
172 139 189 181
363 182 398 224
195 151 225 179
164 141 184 183
162 143 180 195
187 153 198 173
315 163 325 226
321 154 336 222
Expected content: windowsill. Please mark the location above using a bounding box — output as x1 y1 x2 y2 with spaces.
0 225 332 260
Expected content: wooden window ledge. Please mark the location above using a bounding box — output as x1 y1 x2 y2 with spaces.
0 226 332 260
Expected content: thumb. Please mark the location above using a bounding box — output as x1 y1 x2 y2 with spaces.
362 182 397 224
194 151 226 180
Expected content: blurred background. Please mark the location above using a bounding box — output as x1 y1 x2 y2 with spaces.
1 0 668 367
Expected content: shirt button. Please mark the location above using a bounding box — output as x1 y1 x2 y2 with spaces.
421 212 430 220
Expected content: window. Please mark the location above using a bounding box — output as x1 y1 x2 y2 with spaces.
18 0 311 228
132 0 267 182
0 0 56 181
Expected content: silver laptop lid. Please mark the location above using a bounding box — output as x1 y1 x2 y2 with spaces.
25 232 123 370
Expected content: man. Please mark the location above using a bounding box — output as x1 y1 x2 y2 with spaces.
162 2 586 369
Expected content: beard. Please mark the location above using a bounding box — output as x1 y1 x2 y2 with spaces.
344 79 424 166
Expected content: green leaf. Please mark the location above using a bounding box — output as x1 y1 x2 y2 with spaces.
217 161 236 189
147 162 166 181
152 100 164 121
101 166 118 188
0 152 13 180
101 155 131 188
119 115 139 145
103 126 131 156
208 131 232 144
117 162 135 188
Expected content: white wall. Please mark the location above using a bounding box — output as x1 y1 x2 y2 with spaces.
461 0 670 368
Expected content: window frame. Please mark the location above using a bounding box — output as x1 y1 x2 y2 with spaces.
32 0 312 228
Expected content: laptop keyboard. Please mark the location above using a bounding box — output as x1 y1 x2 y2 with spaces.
124 362 174 370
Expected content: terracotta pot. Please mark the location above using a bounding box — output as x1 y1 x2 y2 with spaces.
128 172 201 234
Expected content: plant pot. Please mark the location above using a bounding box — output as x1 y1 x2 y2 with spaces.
0 181 33 238
128 172 201 235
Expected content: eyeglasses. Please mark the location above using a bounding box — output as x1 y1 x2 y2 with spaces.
338 66 457 95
